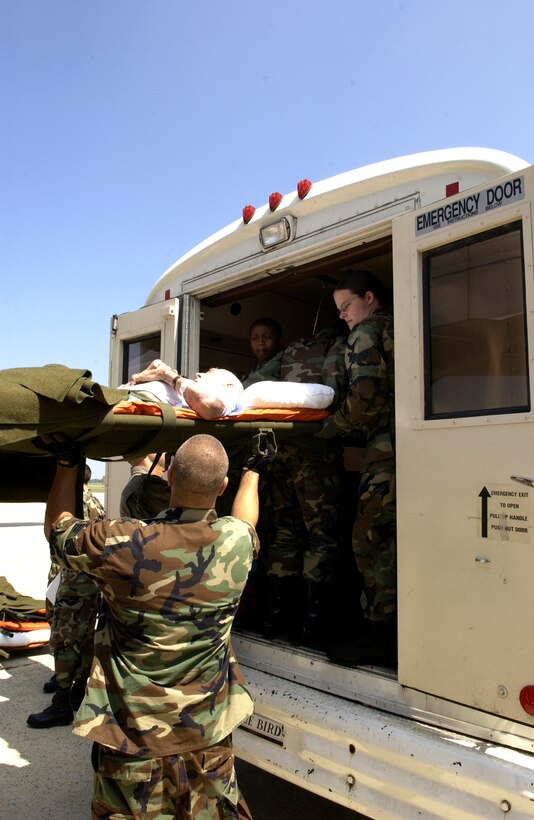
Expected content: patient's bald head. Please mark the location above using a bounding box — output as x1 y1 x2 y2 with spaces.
169 435 229 506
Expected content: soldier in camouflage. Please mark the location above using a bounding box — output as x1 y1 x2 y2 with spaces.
42 435 268 819
28 465 104 728
241 351 283 388
319 270 396 668
259 326 347 643
245 317 283 379
219 319 283 630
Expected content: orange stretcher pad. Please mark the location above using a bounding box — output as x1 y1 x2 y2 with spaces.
112 400 329 422
0 613 51 651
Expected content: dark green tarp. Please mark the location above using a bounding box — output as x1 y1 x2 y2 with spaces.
0 576 45 616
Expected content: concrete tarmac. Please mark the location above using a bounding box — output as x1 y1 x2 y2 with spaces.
1 648 93 819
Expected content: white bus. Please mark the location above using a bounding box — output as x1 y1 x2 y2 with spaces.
107 148 534 818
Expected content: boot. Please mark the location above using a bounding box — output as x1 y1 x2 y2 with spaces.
327 621 397 669
42 673 58 694
301 579 327 646
70 678 87 712
27 687 74 728
262 576 301 639
262 576 286 638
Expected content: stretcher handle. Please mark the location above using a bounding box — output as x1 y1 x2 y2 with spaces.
251 428 277 456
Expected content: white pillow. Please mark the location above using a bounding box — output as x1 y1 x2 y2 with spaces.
242 381 334 410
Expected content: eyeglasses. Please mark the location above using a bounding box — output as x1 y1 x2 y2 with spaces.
337 296 359 315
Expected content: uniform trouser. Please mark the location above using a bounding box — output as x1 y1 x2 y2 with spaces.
90 736 252 820
352 460 396 623
268 443 340 583
49 569 100 689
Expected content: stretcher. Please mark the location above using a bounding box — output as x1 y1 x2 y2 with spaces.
0 365 327 501
0 577 49 655
0 617 51 653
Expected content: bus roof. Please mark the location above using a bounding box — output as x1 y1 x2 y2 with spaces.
146 147 529 306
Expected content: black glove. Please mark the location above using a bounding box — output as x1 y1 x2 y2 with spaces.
56 450 84 468
34 434 84 468
244 442 276 474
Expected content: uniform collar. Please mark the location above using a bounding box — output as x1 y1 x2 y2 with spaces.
153 507 217 524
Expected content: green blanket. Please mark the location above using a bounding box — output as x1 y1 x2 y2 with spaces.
0 364 125 448
0 575 46 617
0 365 124 500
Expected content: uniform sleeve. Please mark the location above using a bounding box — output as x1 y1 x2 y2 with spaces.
83 488 105 519
321 320 390 438
320 336 348 410
241 352 283 387
49 515 109 578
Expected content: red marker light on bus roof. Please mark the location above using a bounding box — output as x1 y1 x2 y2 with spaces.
297 179 312 199
519 685 534 716
269 192 283 211
242 205 256 224
165 289 171 300
297 179 311 199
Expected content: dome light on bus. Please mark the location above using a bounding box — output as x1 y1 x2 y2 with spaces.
259 217 293 249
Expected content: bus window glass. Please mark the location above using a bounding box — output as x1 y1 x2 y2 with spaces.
122 334 161 384
423 222 529 418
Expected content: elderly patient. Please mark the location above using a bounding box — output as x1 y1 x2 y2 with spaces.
123 359 244 420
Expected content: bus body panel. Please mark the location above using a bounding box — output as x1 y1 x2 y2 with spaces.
394 167 534 722
234 665 534 819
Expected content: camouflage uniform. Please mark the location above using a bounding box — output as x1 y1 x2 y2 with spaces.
49 505 258 820
241 351 283 387
49 486 104 691
320 309 395 623
268 328 347 585
218 354 285 630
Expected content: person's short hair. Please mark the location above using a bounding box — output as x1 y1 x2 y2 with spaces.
249 318 283 340
171 435 229 497
335 270 387 304
84 465 92 484
203 368 243 393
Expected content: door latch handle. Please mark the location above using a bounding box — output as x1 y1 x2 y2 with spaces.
511 474 534 487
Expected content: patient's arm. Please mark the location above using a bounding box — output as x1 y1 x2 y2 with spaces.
182 383 226 419
127 358 234 419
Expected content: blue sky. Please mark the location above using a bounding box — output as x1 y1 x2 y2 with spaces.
2 0 533 389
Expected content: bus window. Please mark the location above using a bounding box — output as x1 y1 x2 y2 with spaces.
423 221 529 418
121 333 161 384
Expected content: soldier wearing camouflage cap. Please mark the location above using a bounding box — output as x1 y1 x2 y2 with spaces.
319 270 396 669
43 434 270 819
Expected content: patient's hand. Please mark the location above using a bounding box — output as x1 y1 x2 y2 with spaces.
128 360 180 387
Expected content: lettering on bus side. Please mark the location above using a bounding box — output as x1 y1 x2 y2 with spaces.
416 176 524 235
239 712 285 746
